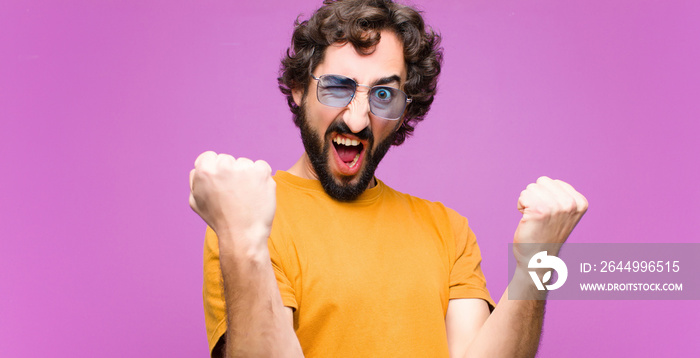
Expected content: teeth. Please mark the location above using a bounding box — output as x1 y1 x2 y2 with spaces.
348 153 360 167
333 136 361 146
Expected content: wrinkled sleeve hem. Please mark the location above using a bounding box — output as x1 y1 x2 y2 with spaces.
449 286 496 312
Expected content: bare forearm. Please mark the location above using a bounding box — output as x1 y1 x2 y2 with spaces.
458 177 587 357
219 233 303 358
464 270 546 358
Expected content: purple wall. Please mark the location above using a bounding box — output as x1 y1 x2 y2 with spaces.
1 0 698 356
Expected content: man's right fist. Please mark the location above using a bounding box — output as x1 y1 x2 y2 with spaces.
189 151 276 249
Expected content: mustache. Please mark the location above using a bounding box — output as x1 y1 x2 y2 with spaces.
325 119 373 142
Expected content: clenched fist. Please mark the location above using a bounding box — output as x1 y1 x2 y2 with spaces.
189 151 276 250
513 176 588 264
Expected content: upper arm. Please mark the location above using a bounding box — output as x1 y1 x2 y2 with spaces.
445 298 491 358
285 306 294 328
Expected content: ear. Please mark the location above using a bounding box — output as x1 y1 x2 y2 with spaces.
292 88 303 107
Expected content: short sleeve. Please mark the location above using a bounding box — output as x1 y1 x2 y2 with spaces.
447 209 496 311
202 227 227 356
268 236 298 311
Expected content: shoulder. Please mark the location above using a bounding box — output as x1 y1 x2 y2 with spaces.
379 180 469 229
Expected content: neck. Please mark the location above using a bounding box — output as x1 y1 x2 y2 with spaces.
287 153 317 180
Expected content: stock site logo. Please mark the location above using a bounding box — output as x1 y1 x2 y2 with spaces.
528 251 568 291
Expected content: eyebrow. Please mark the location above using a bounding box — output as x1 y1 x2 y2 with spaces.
369 75 402 87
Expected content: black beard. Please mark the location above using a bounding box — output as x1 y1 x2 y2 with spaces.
298 107 395 202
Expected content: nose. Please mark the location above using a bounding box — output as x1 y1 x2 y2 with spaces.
342 90 371 133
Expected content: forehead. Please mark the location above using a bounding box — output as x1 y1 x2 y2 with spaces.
316 30 407 84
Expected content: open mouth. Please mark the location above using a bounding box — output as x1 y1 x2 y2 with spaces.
331 134 366 173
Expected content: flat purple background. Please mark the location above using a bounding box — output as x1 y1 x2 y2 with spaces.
1 1 698 357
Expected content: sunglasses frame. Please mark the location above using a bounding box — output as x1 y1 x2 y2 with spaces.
311 74 412 120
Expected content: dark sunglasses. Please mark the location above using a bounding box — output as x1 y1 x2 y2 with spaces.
311 74 412 120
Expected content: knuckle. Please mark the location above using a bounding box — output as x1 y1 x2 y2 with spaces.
197 151 210 158
565 198 577 211
254 159 272 172
232 158 253 171
237 157 254 165
216 154 233 165
197 150 216 162
580 196 589 211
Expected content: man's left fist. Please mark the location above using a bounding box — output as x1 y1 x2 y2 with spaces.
513 176 588 251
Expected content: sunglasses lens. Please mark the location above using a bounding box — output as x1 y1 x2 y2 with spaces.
369 87 406 120
317 75 356 107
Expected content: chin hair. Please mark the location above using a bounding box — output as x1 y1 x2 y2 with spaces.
297 108 394 202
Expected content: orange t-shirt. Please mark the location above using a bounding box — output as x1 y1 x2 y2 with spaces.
203 171 494 357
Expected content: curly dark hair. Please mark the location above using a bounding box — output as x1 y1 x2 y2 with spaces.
278 0 443 146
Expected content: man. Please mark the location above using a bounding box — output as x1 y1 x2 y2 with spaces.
189 0 588 357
